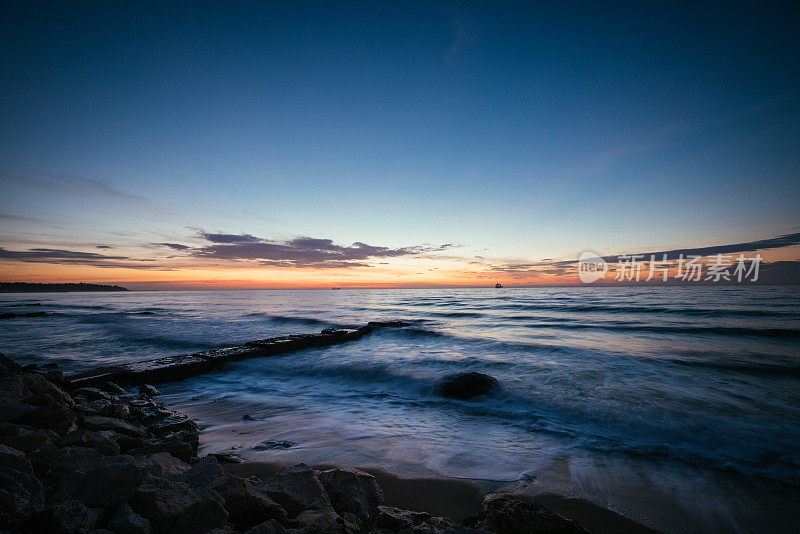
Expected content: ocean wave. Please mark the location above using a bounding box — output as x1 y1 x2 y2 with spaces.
243 312 350 328
492 302 797 318
520 322 800 339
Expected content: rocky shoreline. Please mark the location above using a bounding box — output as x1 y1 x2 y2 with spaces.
66 322 413 388
1 351 595 533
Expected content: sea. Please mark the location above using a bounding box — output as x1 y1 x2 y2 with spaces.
1 286 799 532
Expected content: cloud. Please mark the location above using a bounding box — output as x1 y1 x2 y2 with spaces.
192 233 452 268
444 8 477 62
0 213 44 224
199 232 262 244
152 242 191 250
553 232 800 266
20 173 147 202
0 247 171 270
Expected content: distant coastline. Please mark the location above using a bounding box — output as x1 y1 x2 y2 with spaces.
0 282 129 293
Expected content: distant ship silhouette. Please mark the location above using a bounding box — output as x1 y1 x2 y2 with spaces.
495 282 503 288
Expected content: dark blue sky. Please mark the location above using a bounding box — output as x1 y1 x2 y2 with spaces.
1 1 798 285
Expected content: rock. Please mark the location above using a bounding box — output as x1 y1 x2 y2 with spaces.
81 415 146 437
0 444 34 474
436 372 499 400
317 467 383 531
147 415 198 438
73 387 111 401
25 500 106 534
253 440 294 450
108 503 153 534
0 352 22 377
244 519 287 534
0 466 44 528
213 474 287 531
209 451 244 463
101 382 127 395
74 399 112 417
292 508 341 533
116 433 150 452
22 372 75 406
367 320 411 328
61 429 121 456
26 403 77 434
109 403 132 419
257 463 335 518
133 452 190 478
50 452 143 508
139 384 161 397
129 439 194 463
180 456 286 530
463 494 589 534
368 505 469 533
129 477 228 534
0 423 59 452
180 456 228 487
0 399 34 424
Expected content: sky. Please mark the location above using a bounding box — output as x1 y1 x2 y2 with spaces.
1 1 799 288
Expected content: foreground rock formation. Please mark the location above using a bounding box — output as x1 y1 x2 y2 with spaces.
1 350 588 533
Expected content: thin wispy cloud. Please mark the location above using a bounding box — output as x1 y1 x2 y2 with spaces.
443 9 477 62
0 247 170 270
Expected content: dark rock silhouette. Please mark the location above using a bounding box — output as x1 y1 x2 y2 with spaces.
0 282 129 293
437 372 500 400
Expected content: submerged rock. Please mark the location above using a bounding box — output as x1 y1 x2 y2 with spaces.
436 372 499 400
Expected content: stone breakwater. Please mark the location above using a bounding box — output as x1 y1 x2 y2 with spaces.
0 346 591 532
66 322 412 388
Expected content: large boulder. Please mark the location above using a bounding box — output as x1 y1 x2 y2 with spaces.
0 352 22 377
181 457 287 530
257 463 335 518
129 439 195 463
436 372 499 400
129 477 228 534
0 466 45 528
291 508 341 533
133 452 190 478
0 444 33 474
49 451 143 508
61 429 121 456
244 519 287 534
26 403 76 435
317 467 383 532
368 505 462 533
25 499 106 534
463 494 589 534
0 423 59 453
214 474 287 531
81 415 147 437
107 503 153 534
